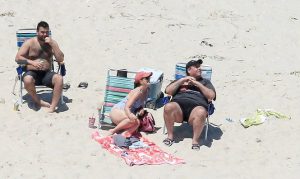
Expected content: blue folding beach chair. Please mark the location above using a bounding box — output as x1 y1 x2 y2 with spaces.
162 62 215 140
99 68 164 127
12 28 65 105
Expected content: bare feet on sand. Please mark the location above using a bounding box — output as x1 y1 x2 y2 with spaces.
47 105 56 113
39 100 57 113
39 100 51 108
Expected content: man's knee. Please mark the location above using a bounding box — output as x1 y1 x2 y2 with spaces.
23 75 35 85
164 102 178 114
189 107 207 123
164 102 183 122
52 74 63 85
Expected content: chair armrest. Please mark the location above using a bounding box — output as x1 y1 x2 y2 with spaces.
208 102 215 115
16 59 29 65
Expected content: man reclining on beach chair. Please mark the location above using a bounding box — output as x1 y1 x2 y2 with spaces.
15 21 64 112
163 59 216 150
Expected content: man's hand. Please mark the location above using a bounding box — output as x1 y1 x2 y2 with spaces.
44 37 54 46
31 60 44 70
188 77 200 86
180 76 196 86
182 76 195 83
44 37 64 62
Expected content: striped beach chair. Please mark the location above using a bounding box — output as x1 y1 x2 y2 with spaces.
12 28 64 105
99 68 164 127
175 63 212 81
99 69 135 125
163 62 215 140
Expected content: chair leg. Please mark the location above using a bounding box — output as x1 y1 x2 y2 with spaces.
12 75 18 95
205 117 209 140
19 75 23 105
98 103 104 129
163 122 166 134
60 91 64 105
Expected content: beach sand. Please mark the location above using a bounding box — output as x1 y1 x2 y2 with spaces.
1 0 300 178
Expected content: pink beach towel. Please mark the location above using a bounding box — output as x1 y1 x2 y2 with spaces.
92 131 185 166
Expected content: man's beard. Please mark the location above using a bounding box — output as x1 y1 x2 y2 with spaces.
37 36 45 42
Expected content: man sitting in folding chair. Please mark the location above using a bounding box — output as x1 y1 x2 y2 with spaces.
15 21 64 112
163 59 216 150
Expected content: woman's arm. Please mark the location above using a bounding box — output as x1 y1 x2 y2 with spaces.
124 88 142 120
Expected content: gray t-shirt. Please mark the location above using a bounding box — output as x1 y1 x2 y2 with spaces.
171 78 216 109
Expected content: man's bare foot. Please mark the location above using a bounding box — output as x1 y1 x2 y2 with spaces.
39 100 51 108
47 106 56 113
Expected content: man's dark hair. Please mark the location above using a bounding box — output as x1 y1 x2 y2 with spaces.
37 21 49 31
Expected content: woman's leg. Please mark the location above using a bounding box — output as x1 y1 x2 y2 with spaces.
108 108 138 135
126 119 140 135
109 108 127 125
110 118 139 136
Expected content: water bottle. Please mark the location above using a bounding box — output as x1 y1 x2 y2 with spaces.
14 101 20 111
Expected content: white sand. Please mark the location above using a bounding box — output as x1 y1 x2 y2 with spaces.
1 0 300 178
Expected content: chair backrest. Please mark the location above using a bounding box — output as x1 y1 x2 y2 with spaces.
175 63 212 81
100 69 135 124
100 68 164 124
16 28 52 48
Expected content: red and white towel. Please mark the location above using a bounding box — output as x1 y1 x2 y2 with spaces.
92 131 185 166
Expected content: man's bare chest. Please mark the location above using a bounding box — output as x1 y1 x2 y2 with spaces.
28 43 52 59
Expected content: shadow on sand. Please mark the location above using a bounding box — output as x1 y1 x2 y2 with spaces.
173 122 223 148
23 91 72 113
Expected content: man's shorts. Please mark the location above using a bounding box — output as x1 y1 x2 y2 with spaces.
23 70 56 88
172 96 207 122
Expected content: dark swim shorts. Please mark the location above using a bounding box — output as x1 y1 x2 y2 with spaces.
171 92 208 122
23 70 56 88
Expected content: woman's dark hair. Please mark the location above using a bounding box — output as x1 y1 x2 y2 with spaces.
37 21 49 31
134 82 140 88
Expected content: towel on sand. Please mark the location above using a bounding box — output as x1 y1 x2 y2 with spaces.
92 131 185 166
240 109 290 128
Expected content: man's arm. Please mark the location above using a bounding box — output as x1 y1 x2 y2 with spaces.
15 40 42 69
165 77 193 96
45 37 64 62
190 79 216 102
15 40 31 64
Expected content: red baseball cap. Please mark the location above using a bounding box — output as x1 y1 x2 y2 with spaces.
134 71 152 83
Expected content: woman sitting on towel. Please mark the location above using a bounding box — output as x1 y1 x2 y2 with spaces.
108 71 152 136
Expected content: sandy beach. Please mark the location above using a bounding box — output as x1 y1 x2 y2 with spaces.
1 0 300 178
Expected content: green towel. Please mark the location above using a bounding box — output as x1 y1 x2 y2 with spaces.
240 109 290 128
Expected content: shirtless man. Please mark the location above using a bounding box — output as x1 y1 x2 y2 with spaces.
15 21 64 112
